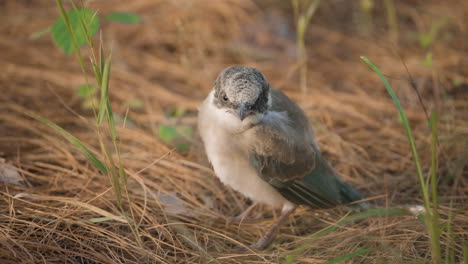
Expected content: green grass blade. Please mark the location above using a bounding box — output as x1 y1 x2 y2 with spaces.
24 111 107 174
77 84 97 98
102 59 118 142
360 56 441 263
99 32 105 78
286 208 408 262
30 26 51 40
303 0 321 23
105 12 142 24
383 0 398 37
360 56 428 204
106 100 117 140
324 248 370 264
429 111 439 210
69 0 101 85
429 111 441 259
445 200 455 264
91 62 101 89
70 0 101 78
111 167 122 205
343 208 408 221
97 56 111 124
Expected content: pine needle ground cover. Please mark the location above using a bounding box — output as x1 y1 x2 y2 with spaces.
1 1 466 263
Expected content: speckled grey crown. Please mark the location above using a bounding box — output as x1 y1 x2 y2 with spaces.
215 66 268 89
213 66 270 112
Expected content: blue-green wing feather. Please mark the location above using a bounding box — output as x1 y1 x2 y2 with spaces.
248 88 368 209
252 144 368 209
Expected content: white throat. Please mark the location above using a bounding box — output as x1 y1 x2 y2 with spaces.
197 89 293 209
206 91 265 134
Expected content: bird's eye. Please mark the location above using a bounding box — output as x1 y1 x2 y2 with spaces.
222 94 228 102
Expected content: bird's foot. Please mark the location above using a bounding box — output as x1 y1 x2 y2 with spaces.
235 204 296 251
249 236 274 251
222 202 259 224
231 236 274 252
229 214 260 224
218 214 259 224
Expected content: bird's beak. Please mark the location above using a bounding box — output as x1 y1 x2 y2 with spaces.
237 104 248 121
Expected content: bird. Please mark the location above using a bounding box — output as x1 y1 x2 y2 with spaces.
198 65 368 250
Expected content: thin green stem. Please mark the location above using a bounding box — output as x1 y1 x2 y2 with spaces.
292 0 320 95
383 0 398 40
360 56 441 263
70 0 100 81
30 26 52 39
429 111 441 263
53 0 143 249
55 0 87 76
444 200 455 264
360 56 429 204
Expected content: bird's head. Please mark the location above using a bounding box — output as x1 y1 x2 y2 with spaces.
212 66 270 125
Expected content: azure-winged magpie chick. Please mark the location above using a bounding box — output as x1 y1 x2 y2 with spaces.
198 66 368 250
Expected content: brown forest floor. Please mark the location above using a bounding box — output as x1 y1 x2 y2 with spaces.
1 0 467 263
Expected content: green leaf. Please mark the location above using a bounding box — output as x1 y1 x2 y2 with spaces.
173 108 186 117
82 97 98 109
51 8 100 54
158 125 193 151
158 125 178 142
167 107 186 118
417 213 426 225
176 143 191 151
77 84 97 98
417 18 447 50
418 33 433 50
178 125 193 138
105 12 141 24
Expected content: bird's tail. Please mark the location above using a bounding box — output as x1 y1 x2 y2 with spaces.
297 144 369 210
338 179 370 210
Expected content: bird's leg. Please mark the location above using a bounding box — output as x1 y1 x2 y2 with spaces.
219 202 259 224
232 202 259 223
250 204 296 250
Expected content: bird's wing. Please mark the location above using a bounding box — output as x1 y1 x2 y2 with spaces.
245 88 365 209
246 122 342 208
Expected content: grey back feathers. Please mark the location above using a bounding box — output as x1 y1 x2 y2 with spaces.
251 89 368 209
